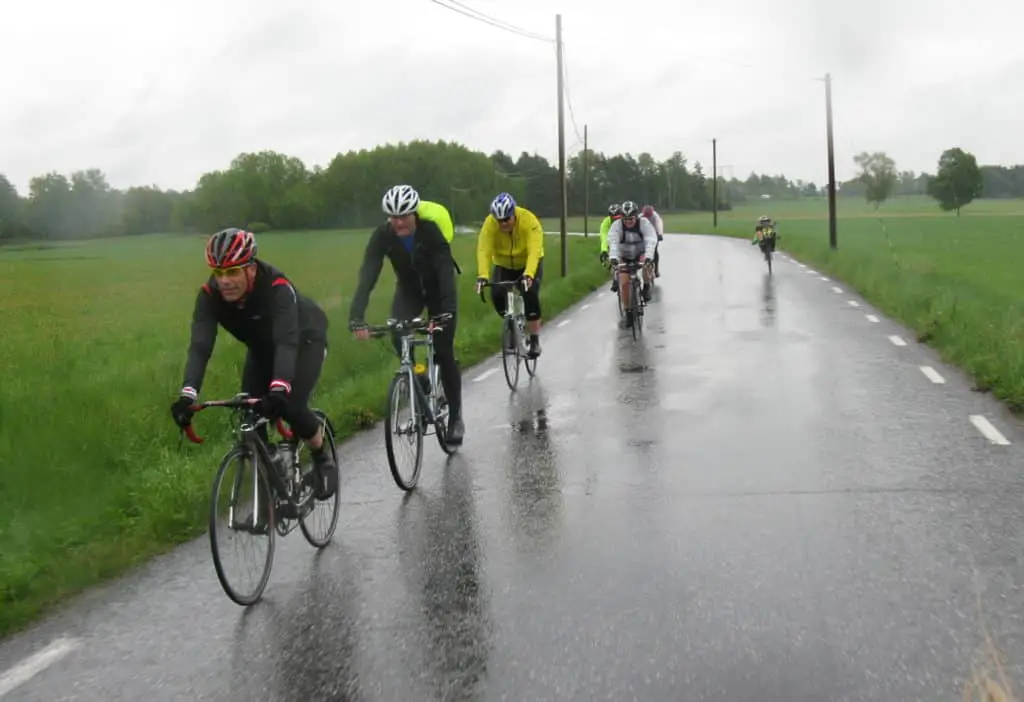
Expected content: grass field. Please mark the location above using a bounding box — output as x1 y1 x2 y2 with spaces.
0 229 608 637
543 194 1024 413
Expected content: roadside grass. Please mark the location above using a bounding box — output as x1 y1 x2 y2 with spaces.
0 228 607 637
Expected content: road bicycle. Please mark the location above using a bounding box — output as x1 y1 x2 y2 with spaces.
479 279 537 390
615 260 649 341
363 314 456 491
183 395 339 605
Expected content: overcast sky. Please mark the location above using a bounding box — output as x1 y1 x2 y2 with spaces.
1 0 1021 194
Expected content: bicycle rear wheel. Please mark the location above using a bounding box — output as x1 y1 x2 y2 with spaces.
384 371 423 490
209 445 275 606
765 244 773 274
501 317 521 390
299 410 341 548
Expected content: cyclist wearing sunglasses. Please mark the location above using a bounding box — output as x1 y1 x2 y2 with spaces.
607 200 658 327
348 184 465 446
169 227 337 499
475 192 545 359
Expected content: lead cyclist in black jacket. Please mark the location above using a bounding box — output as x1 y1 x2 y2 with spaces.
169 227 338 500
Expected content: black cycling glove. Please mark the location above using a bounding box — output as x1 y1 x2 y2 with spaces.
259 387 288 422
170 395 195 428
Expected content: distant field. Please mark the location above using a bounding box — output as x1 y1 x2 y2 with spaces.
0 229 607 637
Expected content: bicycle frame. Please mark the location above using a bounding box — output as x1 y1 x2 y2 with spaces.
184 396 304 520
480 279 528 351
367 317 449 427
616 262 647 303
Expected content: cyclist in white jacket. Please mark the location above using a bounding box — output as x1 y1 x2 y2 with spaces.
608 200 658 327
641 204 664 278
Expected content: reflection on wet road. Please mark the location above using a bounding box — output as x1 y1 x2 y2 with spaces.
5 235 1024 700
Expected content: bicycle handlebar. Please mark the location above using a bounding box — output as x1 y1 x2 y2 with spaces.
477 278 525 302
360 313 452 339
182 396 294 444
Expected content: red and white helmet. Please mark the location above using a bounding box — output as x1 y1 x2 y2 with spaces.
205 228 257 268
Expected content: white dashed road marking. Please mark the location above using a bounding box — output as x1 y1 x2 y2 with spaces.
0 637 80 698
472 368 498 383
970 415 1011 445
557 319 571 328
581 304 591 310
919 366 946 384
831 286 843 294
848 300 860 307
820 276 830 281
866 314 880 323
888 335 907 347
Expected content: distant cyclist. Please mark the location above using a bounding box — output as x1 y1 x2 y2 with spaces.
607 200 658 328
641 204 664 278
751 214 778 253
475 192 545 359
348 184 464 445
599 202 623 291
169 227 337 501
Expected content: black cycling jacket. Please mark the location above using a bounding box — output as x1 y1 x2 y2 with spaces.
348 216 458 323
181 259 328 397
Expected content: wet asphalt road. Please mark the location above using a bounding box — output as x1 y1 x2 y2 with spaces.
5 235 1024 701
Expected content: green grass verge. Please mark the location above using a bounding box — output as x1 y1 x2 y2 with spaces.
0 229 607 638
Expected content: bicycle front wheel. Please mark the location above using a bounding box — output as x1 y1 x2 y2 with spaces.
209 445 275 606
384 371 423 490
501 317 521 390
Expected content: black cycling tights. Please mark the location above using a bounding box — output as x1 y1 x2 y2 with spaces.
390 294 462 418
242 339 326 441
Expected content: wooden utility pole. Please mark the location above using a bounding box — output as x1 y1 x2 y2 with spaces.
712 138 718 228
824 72 838 249
583 124 589 238
555 14 568 275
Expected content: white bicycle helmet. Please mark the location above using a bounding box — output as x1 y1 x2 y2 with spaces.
382 184 420 216
620 200 640 218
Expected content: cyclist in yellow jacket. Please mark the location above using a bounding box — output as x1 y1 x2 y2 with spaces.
475 192 545 358
599 202 623 291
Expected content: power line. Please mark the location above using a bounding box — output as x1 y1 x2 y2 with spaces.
428 0 553 43
560 42 584 145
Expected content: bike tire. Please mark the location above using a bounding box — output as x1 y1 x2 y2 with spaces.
209 445 275 606
501 318 520 390
384 372 423 491
630 278 642 341
299 410 341 548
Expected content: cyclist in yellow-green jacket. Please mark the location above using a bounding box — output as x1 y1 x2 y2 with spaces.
475 192 545 358
599 202 623 291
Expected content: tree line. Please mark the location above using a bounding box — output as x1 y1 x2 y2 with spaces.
2 140 1023 241
848 146 1023 215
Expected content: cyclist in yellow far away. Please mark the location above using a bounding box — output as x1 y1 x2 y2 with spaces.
751 214 779 254
475 192 545 359
599 202 623 291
